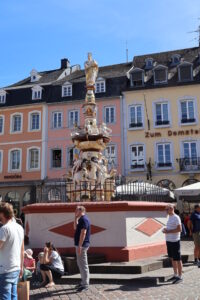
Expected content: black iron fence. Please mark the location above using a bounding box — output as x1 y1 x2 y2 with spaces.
178 157 200 172
35 178 174 203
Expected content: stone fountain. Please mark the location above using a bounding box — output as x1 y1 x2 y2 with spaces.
67 53 116 201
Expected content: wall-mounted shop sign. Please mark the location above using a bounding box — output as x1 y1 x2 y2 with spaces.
4 174 22 179
145 128 200 138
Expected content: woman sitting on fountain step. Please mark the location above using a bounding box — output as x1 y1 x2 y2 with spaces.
40 242 64 287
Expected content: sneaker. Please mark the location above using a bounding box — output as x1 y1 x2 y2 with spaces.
77 286 89 292
75 284 82 289
167 275 178 282
172 277 183 284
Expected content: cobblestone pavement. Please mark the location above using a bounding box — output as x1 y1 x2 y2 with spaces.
30 266 200 300
30 240 198 300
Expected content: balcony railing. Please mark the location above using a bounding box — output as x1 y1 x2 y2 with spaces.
131 164 145 169
155 120 169 126
129 122 143 128
178 157 200 172
181 118 196 124
157 162 172 168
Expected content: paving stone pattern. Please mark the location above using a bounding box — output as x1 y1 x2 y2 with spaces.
30 240 200 300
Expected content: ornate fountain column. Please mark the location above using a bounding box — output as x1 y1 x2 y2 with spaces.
69 53 116 201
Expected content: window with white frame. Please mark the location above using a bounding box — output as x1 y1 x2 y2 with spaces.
30 112 40 131
0 150 2 172
32 86 42 100
129 105 143 128
180 100 195 123
0 116 4 134
182 141 198 168
105 145 117 167
145 58 153 69
95 80 105 93
62 84 72 97
68 110 79 127
157 143 172 167
67 147 79 167
178 63 193 82
30 69 41 82
51 149 62 168
28 148 40 170
10 149 21 171
155 103 169 126
52 112 62 129
0 91 6 104
130 145 144 169
183 142 197 159
130 69 144 87
171 54 180 66
154 66 168 84
11 114 22 132
105 106 115 124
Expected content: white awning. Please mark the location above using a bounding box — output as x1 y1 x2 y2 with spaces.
116 182 174 198
174 182 200 197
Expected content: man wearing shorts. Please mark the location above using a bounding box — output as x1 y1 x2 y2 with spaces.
163 204 183 284
188 204 200 266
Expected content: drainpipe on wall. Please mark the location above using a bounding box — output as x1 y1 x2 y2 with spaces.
120 94 127 178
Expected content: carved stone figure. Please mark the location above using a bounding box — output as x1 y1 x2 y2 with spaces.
84 53 99 87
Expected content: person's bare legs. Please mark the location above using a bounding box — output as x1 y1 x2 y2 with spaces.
45 270 55 287
194 244 199 259
40 270 47 286
177 260 182 277
171 259 178 276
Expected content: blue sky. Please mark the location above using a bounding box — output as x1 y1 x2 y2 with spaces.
0 0 200 87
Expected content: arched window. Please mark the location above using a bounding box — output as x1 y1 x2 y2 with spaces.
182 178 199 187
5 191 20 217
5 191 20 203
48 189 61 201
23 191 31 204
157 179 176 191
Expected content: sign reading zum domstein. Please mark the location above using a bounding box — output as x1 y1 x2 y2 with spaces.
145 128 200 138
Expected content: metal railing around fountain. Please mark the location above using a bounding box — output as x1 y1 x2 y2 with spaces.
35 178 174 203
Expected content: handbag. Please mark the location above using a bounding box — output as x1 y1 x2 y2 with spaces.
17 281 30 300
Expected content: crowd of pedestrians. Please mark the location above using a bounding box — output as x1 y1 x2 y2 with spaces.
1 200 200 298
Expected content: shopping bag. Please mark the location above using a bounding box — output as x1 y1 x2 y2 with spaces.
17 281 30 300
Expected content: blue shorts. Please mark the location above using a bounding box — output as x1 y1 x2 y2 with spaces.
0 270 20 300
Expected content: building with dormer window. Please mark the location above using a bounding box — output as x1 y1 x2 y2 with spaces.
123 46 200 190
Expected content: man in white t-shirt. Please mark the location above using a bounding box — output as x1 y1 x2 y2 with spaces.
163 204 183 284
0 203 24 299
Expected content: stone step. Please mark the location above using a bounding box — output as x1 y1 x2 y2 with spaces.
62 253 106 275
62 252 194 276
89 258 164 274
58 263 196 285
88 253 194 275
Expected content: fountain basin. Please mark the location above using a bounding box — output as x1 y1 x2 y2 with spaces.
23 201 167 262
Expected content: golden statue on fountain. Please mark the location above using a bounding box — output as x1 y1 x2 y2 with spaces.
67 53 116 202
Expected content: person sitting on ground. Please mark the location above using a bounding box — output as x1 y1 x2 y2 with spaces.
32 252 44 286
40 242 64 287
24 249 36 273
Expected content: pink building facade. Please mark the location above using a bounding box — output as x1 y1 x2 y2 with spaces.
47 97 123 180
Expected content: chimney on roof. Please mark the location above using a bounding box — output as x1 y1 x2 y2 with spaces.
61 58 70 69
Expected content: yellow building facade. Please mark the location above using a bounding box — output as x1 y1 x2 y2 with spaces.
122 47 200 190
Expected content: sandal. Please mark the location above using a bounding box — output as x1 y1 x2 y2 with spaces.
45 282 55 288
